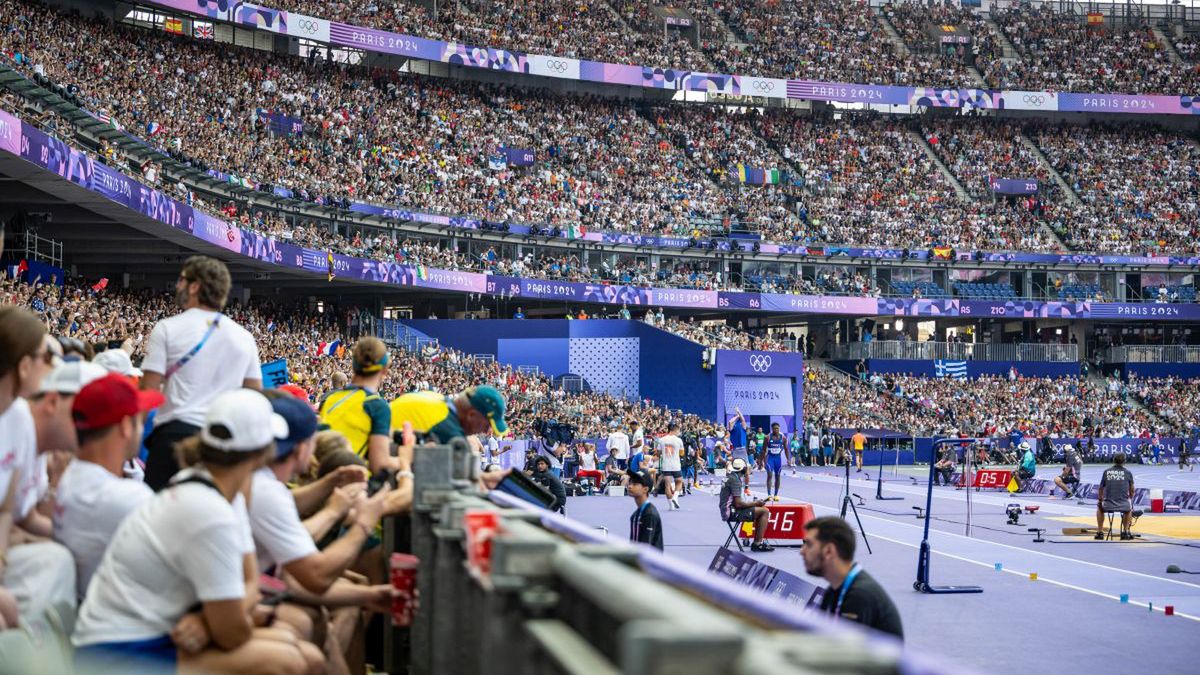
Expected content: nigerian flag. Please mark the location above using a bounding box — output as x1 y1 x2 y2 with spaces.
416 265 428 281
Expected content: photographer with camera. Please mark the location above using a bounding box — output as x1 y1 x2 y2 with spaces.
1014 442 1036 493
530 456 566 514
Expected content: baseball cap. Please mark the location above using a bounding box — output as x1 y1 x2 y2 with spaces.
626 469 654 489
466 385 508 434
729 457 748 473
40 361 109 395
93 349 143 378
271 395 319 459
73 373 165 430
200 389 289 452
351 337 390 374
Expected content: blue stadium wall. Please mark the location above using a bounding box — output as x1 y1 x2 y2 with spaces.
400 320 802 424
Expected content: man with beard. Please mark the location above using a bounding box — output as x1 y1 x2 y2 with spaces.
802 516 903 639
140 256 263 490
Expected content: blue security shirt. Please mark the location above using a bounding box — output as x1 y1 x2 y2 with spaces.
730 420 747 449
630 452 645 472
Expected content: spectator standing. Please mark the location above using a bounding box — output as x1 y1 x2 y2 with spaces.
627 470 663 550
606 424 630 469
727 408 748 461
318 338 393 473
141 256 263 490
55 373 162 598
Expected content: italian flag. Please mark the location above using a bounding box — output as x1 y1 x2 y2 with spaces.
565 224 587 240
416 265 429 281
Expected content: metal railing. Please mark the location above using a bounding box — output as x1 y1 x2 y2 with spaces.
400 438 968 675
1102 345 1200 364
832 340 1079 362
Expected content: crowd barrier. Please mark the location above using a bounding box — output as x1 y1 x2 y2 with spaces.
398 438 973 675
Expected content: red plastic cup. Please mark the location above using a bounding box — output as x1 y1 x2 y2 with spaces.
390 553 419 626
463 510 501 576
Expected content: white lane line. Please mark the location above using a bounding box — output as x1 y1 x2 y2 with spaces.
755 486 1200 592
788 499 1200 623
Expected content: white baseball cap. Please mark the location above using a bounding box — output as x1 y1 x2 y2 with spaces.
38 361 108 395
729 457 748 472
200 389 288 452
93 349 143 378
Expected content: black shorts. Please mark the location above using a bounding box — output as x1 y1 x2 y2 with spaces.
1018 468 1035 480
661 470 681 478
1062 474 1079 485
729 507 755 522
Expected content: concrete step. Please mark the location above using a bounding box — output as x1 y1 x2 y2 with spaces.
907 128 973 204
1152 25 1185 64
983 15 1019 58
873 9 911 58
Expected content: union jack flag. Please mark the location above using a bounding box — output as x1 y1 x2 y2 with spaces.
193 24 214 40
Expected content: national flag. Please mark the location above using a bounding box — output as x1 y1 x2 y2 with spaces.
326 251 336 281
932 246 954 260
320 340 342 357
16 259 28 276
934 360 968 380
94 110 111 125
193 23 214 40
764 168 782 185
487 155 505 171
415 265 429 281
565 224 587 240
164 18 183 34
736 164 748 182
146 122 162 136
91 278 109 292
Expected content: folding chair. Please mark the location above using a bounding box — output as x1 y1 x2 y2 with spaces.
723 520 746 552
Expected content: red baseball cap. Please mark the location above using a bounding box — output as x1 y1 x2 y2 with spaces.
73 373 165 431
277 384 311 403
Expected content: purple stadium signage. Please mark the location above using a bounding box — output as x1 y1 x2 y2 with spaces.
989 177 1038 195
8 108 1200 323
504 147 535 167
137 1 1200 119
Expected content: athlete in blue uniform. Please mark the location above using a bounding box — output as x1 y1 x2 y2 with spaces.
765 422 787 501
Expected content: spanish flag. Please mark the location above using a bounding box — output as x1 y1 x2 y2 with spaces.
932 246 954 260
165 18 184 34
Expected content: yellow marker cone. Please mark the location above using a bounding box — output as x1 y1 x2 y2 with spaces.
1029 572 1038 581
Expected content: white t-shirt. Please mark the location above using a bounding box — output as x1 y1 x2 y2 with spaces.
0 399 43 521
54 459 154 598
657 434 684 472
631 428 645 453
606 431 630 460
72 468 253 646
249 468 318 573
578 451 597 471
142 308 262 427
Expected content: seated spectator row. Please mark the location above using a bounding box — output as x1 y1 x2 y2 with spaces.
953 282 1017 299
263 0 1200 94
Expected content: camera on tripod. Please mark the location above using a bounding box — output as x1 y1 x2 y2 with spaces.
1006 503 1022 525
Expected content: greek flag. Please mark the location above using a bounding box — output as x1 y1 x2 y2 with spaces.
934 360 968 380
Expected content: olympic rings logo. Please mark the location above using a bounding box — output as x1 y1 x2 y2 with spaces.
295 19 320 34
749 354 773 372
1021 94 1047 106
752 80 775 93
544 59 570 73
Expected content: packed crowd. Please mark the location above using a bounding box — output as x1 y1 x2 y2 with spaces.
1031 124 1200 255
1129 375 1200 434
858 371 1175 438
986 5 1200 94
4 0 1200 271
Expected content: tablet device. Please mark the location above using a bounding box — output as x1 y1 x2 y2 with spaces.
494 470 557 510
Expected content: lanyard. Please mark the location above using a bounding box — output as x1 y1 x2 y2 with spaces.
834 564 862 617
631 501 650 538
165 313 222 379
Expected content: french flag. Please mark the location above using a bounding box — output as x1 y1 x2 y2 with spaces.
147 121 162 136
319 340 341 357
